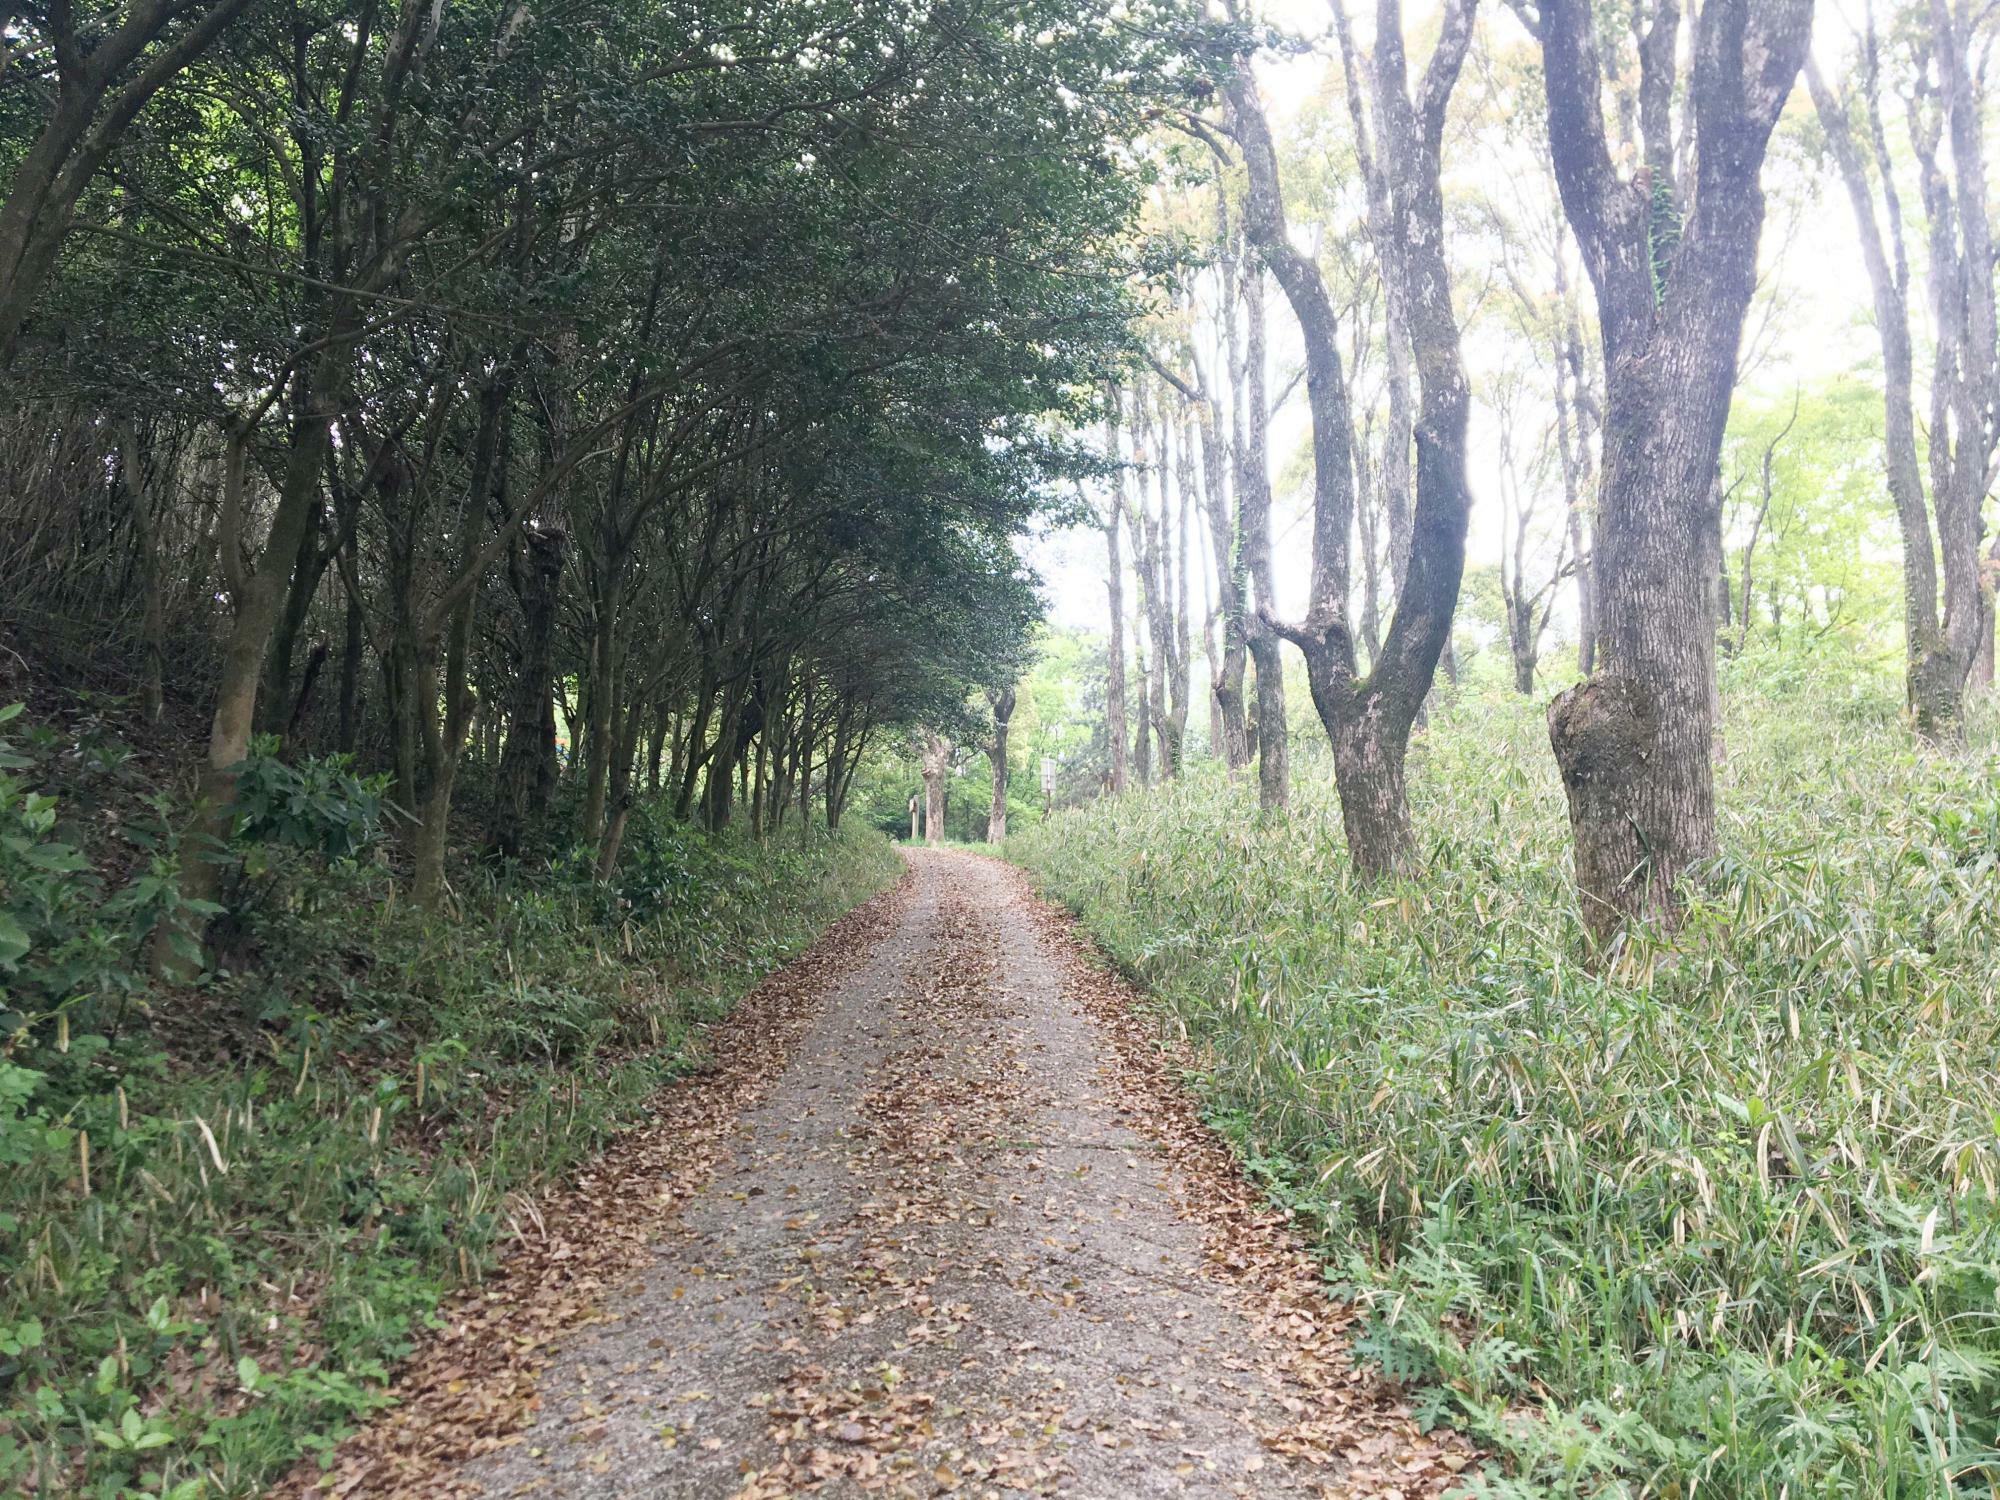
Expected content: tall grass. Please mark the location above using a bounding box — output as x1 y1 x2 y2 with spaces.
1 769 898 1500
1011 650 2000 1496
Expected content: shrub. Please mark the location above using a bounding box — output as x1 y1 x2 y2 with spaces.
1012 666 2000 1497
0 705 899 1498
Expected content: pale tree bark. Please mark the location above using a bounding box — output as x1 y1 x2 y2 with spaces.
1229 0 1478 877
1165 393 1195 770
1518 0 1815 938
1123 382 1165 784
1551 254 1600 675
1806 14 1984 738
1331 4 1414 597
1191 338 1251 771
986 684 1015 841
920 729 952 847
1912 0 1998 726
1126 385 1186 776
1101 403 1133 794
1237 259 1289 813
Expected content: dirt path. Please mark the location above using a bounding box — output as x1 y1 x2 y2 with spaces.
311 850 1465 1498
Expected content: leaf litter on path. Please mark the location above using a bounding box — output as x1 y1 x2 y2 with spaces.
294 851 1473 1498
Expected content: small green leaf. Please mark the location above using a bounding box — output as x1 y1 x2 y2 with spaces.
0 911 28 969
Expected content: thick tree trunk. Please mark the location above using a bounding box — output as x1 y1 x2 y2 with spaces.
920 729 951 847
1535 0 1813 938
986 685 1014 842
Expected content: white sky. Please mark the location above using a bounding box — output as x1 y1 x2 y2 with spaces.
1028 4 1886 639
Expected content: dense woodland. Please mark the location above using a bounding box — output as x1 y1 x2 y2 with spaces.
3 0 2000 1496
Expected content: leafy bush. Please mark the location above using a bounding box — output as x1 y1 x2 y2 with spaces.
227 740 390 862
1012 664 2000 1497
0 707 899 1499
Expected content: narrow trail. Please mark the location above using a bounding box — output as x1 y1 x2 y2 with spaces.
311 851 1465 1498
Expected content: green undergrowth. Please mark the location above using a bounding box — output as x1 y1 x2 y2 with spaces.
1010 648 2000 1498
0 706 899 1499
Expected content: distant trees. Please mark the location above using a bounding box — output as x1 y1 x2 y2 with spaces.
1808 0 1999 740
1491 370 1573 695
0 0 1187 942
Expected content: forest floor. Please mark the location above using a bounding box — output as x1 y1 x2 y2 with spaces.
297 850 1467 1499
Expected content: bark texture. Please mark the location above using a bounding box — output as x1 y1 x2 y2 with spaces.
921 729 952 847
1528 0 1814 937
1229 0 1477 877
986 684 1015 842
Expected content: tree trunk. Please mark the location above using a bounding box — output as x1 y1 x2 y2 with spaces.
580 557 625 845
920 729 951 847
1535 0 1813 938
1229 3 1477 878
1807 53 1956 735
410 377 511 908
1238 266 1288 814
167 349 346 972
1102 403 1132 795
986 685 1015 842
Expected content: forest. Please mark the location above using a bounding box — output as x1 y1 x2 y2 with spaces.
1 1 1997 1497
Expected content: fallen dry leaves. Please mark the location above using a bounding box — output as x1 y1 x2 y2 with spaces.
277 870 914 1499
1009 861 1479 1498
287 850 1478 1500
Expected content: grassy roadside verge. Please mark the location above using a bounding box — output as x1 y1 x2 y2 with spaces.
0 705 901 1499
1008 668 2000 1497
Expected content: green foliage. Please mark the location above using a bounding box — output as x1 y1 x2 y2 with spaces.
0 705 190 1051
226 741 389 864
0 709 899 1499
1012 655 2000 1497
